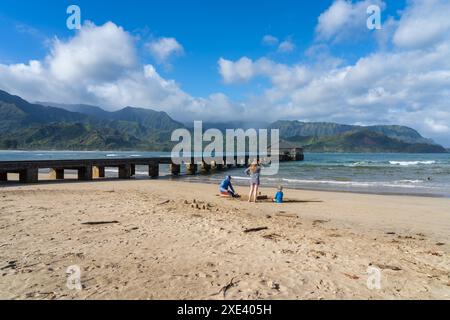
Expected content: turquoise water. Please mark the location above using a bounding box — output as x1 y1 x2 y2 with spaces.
1 151 449 197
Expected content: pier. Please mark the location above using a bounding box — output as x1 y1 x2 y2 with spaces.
0 151 303 184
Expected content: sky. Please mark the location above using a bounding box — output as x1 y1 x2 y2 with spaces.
0 0 449 146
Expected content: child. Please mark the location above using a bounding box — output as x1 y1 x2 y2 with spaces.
274 186 284 203
219 175 238 198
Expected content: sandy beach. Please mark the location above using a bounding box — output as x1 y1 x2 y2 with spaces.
0 177 449 300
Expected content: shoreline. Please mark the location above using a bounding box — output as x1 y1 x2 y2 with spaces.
1 172 449 199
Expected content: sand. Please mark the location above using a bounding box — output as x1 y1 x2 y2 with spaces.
0 177 449 300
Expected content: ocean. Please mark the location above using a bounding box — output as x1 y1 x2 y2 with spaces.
1 151 449 197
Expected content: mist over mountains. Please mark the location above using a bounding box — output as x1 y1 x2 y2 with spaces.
0 89 447 153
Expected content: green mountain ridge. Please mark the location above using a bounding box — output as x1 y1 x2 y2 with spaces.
270 120 435 145
285 130 446 153
0 89 447 153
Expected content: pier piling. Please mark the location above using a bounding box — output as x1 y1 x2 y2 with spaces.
186 163 198 175
19 168 38 183
119 164 132 179
92 166 105 179
170 163 181 176
50 169 64 180
78 166 93 181
148 163 159 178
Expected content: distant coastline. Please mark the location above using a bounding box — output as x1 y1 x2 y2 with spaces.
0 89 447 154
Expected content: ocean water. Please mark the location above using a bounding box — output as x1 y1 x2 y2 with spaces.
1 151 449 197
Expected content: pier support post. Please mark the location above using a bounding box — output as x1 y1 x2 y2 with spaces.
19 168 38 183
200 161 211 174
186 163 198 175
131 164 136 177
0 172 7 182
148 163 159 179
170 163 181 176
49 168 64 180
78 166 93 181
93 166 105 179
210 161 217 172
119 164 132 179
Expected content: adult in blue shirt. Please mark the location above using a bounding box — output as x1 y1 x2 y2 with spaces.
219 175 237 197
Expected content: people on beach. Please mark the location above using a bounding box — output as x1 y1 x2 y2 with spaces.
245 159 261 202
219 175 238 198
273 186 284 203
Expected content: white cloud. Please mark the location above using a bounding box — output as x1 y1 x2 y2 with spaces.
218 57 255 83
262 35 279 46
49 22 137 83
0 22 244 122
146 37 184 64
316 0 385 43
424 118 450 134
277 40 295 53
393 0 450 49
217 0 450 145
1 0 450 145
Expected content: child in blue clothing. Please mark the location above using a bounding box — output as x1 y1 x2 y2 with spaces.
219 175 239 198
273 186 284 203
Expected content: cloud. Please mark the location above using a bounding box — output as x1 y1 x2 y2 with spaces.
146 37 184 64
277 40 295 53
393 0 450 49
1 1 450 145
0 21 243 122
217 0 450 145
262 35 279 46
218 57 256 83
315 0 385 43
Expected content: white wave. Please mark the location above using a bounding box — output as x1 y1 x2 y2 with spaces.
106 154 119 157
231 176 251 181
394 179 423 184
389 161 436 166
278 178 434 189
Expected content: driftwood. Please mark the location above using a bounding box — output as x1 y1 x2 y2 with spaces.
374 264 402 271
244 227 268 233
81 221 119 226
275 212 298 218
156 200 170 206
343 273 360 280
218 277 238 298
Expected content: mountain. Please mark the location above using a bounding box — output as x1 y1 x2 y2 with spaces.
37 102 112 119
269 120 435 145
40 102 183 131
285 130 447 153
0 91 88 129
0 89 447 153
0 90 183 151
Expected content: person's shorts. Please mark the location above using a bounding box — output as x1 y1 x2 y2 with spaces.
220 188 232 196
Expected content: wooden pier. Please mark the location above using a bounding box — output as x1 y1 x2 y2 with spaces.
0 152 303 184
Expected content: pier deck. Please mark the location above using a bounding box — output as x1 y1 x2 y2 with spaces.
0 153 303 184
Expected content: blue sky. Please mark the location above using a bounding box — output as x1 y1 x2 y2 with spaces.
0 0 449 145
0 0 405 98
